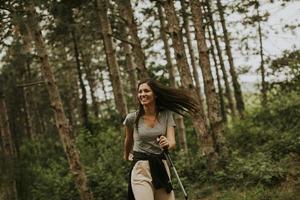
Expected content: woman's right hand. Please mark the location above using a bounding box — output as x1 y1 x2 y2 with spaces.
123 153 133 161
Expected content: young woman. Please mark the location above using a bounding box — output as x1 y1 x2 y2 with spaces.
123 79 198 200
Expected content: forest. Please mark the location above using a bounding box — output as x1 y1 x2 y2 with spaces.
0 0 299 199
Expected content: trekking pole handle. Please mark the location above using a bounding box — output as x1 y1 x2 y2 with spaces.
157 135 188 199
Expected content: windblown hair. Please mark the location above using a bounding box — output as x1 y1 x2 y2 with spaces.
135 79 199 131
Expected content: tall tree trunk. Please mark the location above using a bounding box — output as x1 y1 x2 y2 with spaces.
255 1 267 107
115 0 149 80
205 0 236 119
157 2 176 87
216 0 245 118
190 0 228 158
81 52 100 119
0 83 18 200
22 87 34 138
162 0 216 164
157 2 187 152
61 44 80 130
24 2 95 200
98 65 111 111
205 17 227 122
71 30 90 131
96 0 128 118
20 24 35 138
180 0 204 104
119 24 138 106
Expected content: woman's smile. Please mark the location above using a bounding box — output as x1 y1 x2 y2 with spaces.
138 83 155 105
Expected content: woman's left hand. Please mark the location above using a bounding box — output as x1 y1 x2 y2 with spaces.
158 135 169 150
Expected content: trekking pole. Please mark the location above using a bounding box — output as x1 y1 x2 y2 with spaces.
163 149 188 200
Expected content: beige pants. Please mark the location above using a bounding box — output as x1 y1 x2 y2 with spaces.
131 160 175 200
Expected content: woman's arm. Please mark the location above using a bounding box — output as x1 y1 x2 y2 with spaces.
123 126 134 161
159 126 176 150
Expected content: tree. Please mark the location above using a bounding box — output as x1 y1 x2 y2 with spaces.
204 10 227 122
180 0 204 105
190 0 228 158
0 77 17 200
115 0 149 80
255 0 267 106
96 0 128 118
216 0 245 118
22 1 95 199
162 0 217 165
157 2 188 151
71 30 90 131
117 12 138 107
205 0 236 119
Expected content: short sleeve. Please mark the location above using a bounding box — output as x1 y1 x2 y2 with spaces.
166 111 176 127
123 112 136 129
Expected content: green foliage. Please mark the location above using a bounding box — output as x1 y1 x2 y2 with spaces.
269 50 300 92
16 136 78 200
76 127 128 199
169 88 300 199
12 123 129 200
216 184 297 200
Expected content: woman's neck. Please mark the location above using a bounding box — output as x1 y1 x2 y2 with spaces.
143 104 156 116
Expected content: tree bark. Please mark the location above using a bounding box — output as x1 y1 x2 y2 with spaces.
24 2 95 200
81 52 100 119
61 43 80 130
216 0 245 118
157 2 187 151
98 65 111 111
190 0 228 158
71 30 90 131
0 82 18 200
115 0 149 80
22 87 34 138
162 0 216 161
96 0 128 118
119 24 138 106
255 1 267 107
205 0 236 119
180 0 204 105
205 16 227 122
20 24 35 138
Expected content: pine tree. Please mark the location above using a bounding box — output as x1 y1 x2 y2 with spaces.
190 0 228 158
23 2 95 199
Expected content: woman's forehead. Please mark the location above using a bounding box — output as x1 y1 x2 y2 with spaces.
138 83 151 90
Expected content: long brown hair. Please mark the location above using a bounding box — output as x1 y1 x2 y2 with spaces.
135 79 199 131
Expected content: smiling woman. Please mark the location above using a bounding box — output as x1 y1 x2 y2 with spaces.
122 78 198 200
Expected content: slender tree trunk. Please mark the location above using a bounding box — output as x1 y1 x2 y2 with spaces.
205 0 236 119
206 18 227 122
71 30 90 131
61 44 80 130
20 25 35 138
96 0 128 118
81 52 100 119
0 84 17 200
255 1 267 106
157 2 187 151
162 0 216 163
157 2 176 87
115 0 149 80
216 0 245 118
119 24 138 106
22 87 34 138
180 0 204 104
190 0 228 158
98 65 111 111
24 2 95 200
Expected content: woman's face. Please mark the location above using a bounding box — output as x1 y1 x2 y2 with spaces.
138 83 156 106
